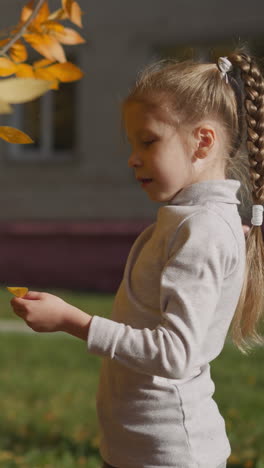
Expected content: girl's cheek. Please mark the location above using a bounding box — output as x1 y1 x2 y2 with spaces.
149 152 161 167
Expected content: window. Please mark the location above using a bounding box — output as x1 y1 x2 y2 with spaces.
6 57 78 162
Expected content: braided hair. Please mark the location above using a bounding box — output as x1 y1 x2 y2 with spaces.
229 53 264 201
222 51 264 353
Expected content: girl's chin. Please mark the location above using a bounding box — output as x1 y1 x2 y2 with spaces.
147 192 170 203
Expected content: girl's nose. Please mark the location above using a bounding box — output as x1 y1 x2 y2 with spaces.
128 152 143 168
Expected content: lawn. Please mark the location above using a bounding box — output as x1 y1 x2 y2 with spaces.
0 287 264 467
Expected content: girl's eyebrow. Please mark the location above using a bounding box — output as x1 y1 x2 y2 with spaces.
129 128 157 140
126 126 159 143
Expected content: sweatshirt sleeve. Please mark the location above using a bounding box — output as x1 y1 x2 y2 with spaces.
86 211 238 379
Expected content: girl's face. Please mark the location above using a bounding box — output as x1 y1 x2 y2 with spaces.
124 101 195 203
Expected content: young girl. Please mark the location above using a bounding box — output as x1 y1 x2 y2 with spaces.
11 49 264 468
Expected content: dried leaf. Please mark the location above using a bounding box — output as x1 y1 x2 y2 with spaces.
52 27 85 45
6 286 29 296
10 40 28 63
62 0 83 27
0 128 33 144
0 78 52 104
20 0 34 23
0 39 9 47
41 21 65 33
33 1 50 26
71 1 83 28
23 33 66 63
34 68 59 89
0 100 12 114
48 8 67 21
16 64 35 78
21 0 50 26
34 68 54 80
48 62 84 81
0 58 17 77
33 58 56 69
62 0 73 18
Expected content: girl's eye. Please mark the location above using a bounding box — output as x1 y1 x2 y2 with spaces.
142 139 155 146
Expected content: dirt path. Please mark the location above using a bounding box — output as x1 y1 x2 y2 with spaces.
0 320 35 333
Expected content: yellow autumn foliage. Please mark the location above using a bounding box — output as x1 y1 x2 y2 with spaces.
0 78 53 104
62 0 83 27
9 40 28 63
0 58 17 76
47 62 84 82
6 287 29 297
0 0 85 144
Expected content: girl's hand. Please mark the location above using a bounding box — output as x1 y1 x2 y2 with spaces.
10 291 92 341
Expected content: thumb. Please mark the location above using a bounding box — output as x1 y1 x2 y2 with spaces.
22 291 44 301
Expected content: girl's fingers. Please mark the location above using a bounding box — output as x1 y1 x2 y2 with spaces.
11 297 24 308
11 297 29 315
12 304 27 317
22 291 43 300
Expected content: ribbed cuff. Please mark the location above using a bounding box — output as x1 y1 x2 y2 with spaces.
87 315 125 359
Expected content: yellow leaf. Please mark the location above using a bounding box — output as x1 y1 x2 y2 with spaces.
71 1 83 28
62 0 73 17
34 1 50 25
33 58 56 69
23 33 66 63
16 64 35 78
0 58 17 77
21 0 49 26
26 24 42 34
49 80 59 90
0 100 12 114
62 0 83 27
0 78 52 104
41 21 65 33
0 127 33 144
48 62 84 82
52 27 85 45
10 41 28 63
48 8 67 21
34 68 54 80
0 39 9 47
6 287 29 297
20 0 34 23
34 69 59 89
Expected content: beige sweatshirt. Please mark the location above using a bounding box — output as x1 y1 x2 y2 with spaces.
87 179 246 468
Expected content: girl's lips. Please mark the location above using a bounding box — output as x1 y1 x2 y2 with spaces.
141 181 153 188
138 178 153 186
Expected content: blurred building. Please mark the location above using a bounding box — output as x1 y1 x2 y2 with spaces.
0 0 261 291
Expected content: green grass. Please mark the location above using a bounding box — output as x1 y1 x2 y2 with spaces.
0 288 263 467
0 333 104 468
211 343 264 467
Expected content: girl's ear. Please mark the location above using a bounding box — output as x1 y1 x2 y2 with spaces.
193 126 215 159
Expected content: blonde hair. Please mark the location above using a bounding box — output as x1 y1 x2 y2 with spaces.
123 49 264 354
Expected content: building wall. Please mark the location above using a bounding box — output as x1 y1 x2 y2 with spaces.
0 0 261 290
0 0 263 221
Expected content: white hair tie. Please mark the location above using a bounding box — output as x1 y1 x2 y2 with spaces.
217 56 233 84
251 204 264 226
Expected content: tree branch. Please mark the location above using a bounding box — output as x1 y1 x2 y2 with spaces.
0 0 46 56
